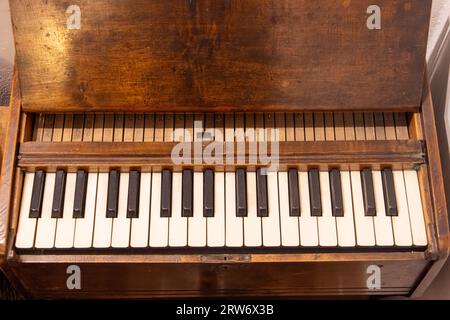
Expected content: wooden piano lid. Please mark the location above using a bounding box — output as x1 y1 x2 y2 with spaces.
10 0 431 113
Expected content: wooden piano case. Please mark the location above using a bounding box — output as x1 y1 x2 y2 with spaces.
0 0 448 298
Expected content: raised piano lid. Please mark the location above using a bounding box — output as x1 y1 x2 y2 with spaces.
10 0 431 113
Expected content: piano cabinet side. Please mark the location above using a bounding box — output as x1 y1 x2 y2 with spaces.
0 96 10 275
0 69 23 263
411 81 450 297
5 168 440 298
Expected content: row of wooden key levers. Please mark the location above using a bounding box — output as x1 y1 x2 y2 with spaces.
18 111 424 173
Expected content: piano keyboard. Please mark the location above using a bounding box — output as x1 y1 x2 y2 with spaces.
15 112 428 250
16 167 427 249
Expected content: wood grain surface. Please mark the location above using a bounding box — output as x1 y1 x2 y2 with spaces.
10 0 431 112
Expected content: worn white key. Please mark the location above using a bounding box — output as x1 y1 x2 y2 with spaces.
244 171 262 247
74 173 98 248
392 170 413 246
404 170 427 246
93 173 113 248
149 172 168 247
279 172 300 246
55 173 76 248
130 172 151 247
298 171 319 246
225 172 243 247
317 171 338 246
351 171 376 246
188 172 207 247
111 173 131 248
169 172 187 247
336 171 356 247
16 173 36 249
372 170 394 246
262 171 281 246
34 173 56 248
207 172 225 247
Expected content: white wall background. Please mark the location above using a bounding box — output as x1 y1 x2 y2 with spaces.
0 0 13 65
428 0 450 59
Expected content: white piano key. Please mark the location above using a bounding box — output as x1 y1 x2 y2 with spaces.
262 171 281 247
149 172 169 247
207 172 225 247
111 173 131 248
244 171 262 247
350 171 376 246
298 171 319 246
391 170 413 246
317 171 338 246
225 172 243 247
74 173 98 248
336 171 356 247
404 170 427 246
35 173 57 248
169 172 187 247
188 172 207 247
278 172 300 246
55 173 77 248
93 173 113 248
16 173 37 249
130 172 151 248
372 170 394 246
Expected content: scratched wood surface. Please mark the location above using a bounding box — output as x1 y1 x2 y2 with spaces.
0 71 20 258
10 0 431 112
17 140 424 171
0 107 8 166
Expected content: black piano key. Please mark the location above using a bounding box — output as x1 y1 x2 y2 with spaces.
73 170 88 218
381 168 398 216
308 169 322 217
127 171 141 218
235 169 247 217
256 168 268 217
203 169 214 217
29 170 46 218
106 170 120 218
161 169 173 218
51 170 66 218
361 169 376 216
288 169 300 217
329 169 344 217
181 169 192 217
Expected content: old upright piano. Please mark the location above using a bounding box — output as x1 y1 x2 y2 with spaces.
0 0 448 298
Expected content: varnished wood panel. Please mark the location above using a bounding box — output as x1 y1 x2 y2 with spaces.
0 107 9 168
10 0 431 112
0 71 21 258
9 258 429 298
17 140 425 171
0 107 9 262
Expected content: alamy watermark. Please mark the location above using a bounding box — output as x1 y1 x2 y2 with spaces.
66 265 81 290
66 5 81 30
367 5 381 30
366 265 382 290
171 121 280 172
